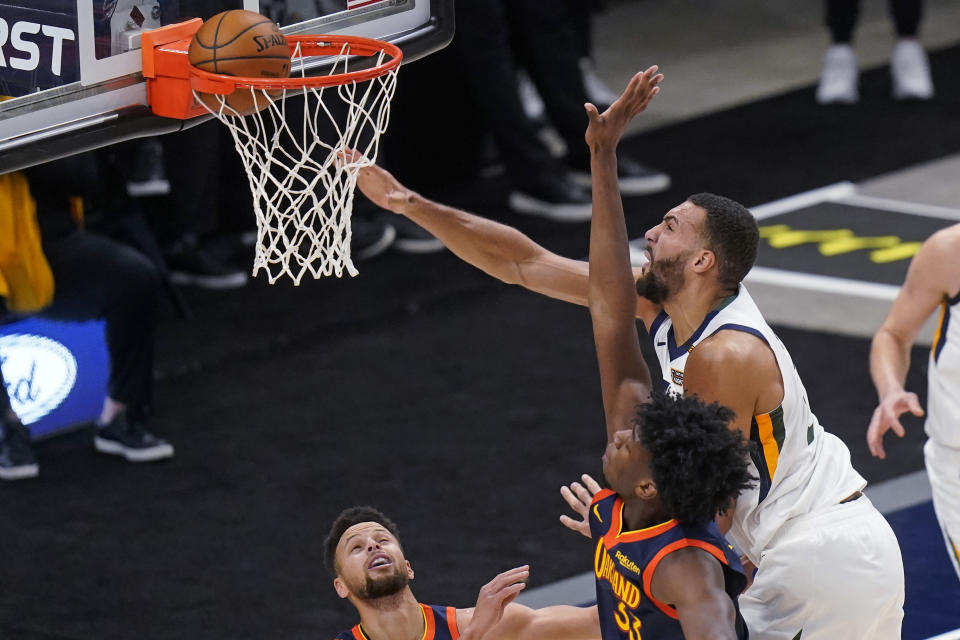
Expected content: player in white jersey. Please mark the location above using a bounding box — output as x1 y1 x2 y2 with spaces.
868 223 960 582
352 72 905 639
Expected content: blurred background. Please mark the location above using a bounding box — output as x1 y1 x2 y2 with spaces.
1 0 960 638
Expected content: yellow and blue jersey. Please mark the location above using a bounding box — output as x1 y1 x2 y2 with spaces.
589 489 748 640
334 603 460 640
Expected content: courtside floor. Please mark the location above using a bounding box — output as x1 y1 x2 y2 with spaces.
521 170 960 639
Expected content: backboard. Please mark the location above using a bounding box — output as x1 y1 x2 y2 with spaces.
0 0 453 173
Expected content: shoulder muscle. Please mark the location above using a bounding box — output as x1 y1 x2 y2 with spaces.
684 331 782 434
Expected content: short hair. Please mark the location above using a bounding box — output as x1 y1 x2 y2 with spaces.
634 390 755 525
323 506 402 577
687 193 758 289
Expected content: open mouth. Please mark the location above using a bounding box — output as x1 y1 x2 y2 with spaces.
367 553 393 570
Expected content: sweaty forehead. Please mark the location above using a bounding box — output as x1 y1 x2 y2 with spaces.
337 522 393 553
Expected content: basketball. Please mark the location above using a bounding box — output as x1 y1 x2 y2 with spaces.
188 10 291 116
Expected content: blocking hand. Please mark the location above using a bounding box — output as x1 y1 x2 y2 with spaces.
584 65 663 151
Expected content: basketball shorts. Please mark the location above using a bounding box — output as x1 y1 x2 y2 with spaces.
739 496 904 639
924 438 960 582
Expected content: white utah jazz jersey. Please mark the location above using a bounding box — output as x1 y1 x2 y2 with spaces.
927 291 960 447
648 285 866 562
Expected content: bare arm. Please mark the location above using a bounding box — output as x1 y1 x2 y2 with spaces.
682 331 782 439
585 67 663 440
352 154 661 325
868 224 960 458
650 548 739 640
459 602 600 640
456 566 529 640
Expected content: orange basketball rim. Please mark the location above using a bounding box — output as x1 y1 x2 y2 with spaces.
142 19 403 120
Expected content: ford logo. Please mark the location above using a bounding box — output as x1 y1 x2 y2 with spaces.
0 333 77 424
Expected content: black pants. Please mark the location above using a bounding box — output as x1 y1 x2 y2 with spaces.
0 232 161 419
827 0 924 43
450 0 591 188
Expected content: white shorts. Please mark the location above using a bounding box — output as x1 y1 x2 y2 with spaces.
924 438 960 582
739 496 904 640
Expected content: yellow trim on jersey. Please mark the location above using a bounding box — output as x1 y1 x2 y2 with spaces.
593 504 602 523
356 604 429 640
755 412 780 480
932 301 948 360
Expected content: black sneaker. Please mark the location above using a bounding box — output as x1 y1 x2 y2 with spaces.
508 175 593 222
165 236 249 289
94 413 174 463
568 152 671 197
126 138 171 197
351 214 396 260
376 213 444 254
0 416 38 481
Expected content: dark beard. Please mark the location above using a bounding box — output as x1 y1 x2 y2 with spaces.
635 254 685 304
358 568 409 600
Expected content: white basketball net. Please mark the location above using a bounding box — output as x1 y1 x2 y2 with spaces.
194 42 399 284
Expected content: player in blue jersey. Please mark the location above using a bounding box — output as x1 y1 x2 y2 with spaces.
325 506 601 640
563 392 754 640
558 72 753 639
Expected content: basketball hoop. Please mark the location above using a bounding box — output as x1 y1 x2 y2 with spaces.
143 21 402 283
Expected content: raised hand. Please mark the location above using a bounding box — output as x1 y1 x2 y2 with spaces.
584 65 663 152
461 566 529 640
867 390 924 459
559 474 603 538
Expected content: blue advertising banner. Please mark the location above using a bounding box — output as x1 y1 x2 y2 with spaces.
0 317 108 439
0 1 80 96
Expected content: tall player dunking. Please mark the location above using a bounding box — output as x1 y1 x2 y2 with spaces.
354 67 906 637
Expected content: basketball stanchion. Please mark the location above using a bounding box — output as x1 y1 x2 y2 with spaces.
141 14 402 284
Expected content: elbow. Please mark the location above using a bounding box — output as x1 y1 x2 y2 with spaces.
871 325 911 357
502 262 527 287
587 288 606 316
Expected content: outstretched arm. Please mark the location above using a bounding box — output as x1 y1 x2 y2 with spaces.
352 155 661 326
460 600 600 640
868 224 960 458
456 566 599 640
457 566 529 640
586 67 663 440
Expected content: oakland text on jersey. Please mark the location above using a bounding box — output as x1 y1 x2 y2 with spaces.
595 540 642 609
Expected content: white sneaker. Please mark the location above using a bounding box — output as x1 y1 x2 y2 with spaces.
517 70 546 121
580 58 620 107
816 44 859 104
891 39 934 100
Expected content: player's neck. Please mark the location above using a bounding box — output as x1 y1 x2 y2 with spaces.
664 282 734 344
621 497 670 531
354 588 424 640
